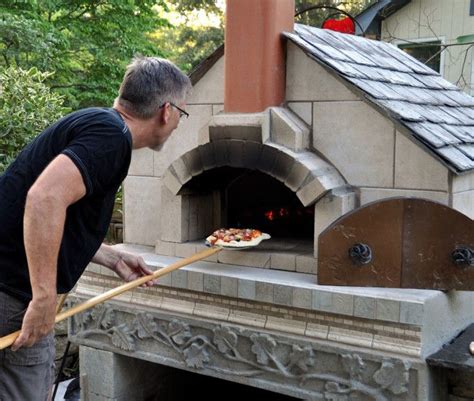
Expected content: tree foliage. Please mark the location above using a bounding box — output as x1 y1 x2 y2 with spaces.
156 0 375 73
0 66 69 171
0 0 170 109
152 23 223 73
152 1 224 73
0 1 377 104
173 0 222 14
0 13 66 71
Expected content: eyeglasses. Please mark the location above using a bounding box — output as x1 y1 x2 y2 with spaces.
160 102 189 120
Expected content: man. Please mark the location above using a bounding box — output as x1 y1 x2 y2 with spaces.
0 56 191 401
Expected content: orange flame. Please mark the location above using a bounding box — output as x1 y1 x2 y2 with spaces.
265 208 291 221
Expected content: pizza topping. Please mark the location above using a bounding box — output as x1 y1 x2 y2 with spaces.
206 228 269 247
207 235 217 245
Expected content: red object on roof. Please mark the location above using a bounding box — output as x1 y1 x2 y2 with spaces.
322 17 355 34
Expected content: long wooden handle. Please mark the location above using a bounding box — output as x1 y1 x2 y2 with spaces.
56 293 69 314
0 247 221 350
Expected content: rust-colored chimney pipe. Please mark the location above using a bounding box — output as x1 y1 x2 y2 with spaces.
224 0 295 113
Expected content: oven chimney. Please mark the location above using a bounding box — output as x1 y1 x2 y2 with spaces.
224 0 295 113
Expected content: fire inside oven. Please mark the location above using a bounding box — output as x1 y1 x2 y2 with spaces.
185 167 314 239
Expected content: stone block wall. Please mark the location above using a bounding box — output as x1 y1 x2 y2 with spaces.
452 172 474 219
286 42 473 219
124 41 472 253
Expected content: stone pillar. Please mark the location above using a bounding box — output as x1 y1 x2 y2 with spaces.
224 0 295 112
79 346 174 401
314 187 356 257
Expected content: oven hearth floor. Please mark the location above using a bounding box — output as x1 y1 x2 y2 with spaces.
246 237 313 253
109 244 440 309
155 237 317 274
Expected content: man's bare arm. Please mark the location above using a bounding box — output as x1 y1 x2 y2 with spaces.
12 154 86 350
91 243 120 267
92 244 155 286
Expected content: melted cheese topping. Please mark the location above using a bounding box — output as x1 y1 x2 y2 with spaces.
206 233 271 248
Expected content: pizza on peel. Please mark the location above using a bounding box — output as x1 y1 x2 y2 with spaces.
206 228 271 248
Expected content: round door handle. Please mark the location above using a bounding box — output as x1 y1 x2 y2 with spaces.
451 247 473 267
348 243 372 265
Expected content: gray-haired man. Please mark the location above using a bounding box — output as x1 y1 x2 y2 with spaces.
0 56 191 401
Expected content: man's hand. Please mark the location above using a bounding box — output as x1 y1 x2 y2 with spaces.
112 251 155 287
92 244 156 286
11 295 56 351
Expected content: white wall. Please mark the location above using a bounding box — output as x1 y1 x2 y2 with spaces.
382 0 474 94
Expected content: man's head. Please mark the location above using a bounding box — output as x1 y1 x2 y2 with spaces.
117 56 191 120
116 56 192 149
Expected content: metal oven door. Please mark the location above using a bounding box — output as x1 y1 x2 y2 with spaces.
318 198 474 290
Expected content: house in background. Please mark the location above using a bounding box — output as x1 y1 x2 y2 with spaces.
378 0 474 95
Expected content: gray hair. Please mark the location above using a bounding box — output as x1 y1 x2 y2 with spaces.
117 56 191 119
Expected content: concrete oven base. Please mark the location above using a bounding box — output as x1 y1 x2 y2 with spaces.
71 301 438 401
78 346 170 401
69 244 474 401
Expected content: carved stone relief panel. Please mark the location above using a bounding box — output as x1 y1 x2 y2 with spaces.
69 302 419 401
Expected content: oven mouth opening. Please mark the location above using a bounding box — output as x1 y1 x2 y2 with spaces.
184 167 314 252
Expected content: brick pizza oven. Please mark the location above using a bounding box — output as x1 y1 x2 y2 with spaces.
69 1 474 400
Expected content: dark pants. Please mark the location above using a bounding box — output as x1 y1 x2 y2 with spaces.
0 291 54 401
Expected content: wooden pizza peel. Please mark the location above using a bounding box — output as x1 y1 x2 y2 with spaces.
0 234 270 350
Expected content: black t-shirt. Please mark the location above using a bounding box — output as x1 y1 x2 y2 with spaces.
0 107 132 301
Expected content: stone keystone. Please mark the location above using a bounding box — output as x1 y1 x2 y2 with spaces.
270 107 310 151
208 112 265 143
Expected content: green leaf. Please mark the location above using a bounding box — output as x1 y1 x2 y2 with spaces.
1 1 170 109
456 34 474 44
0 66 70 173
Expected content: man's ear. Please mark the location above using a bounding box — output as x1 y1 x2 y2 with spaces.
159 102 171 124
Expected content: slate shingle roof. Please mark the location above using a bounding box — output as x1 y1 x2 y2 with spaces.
284 24 474 173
